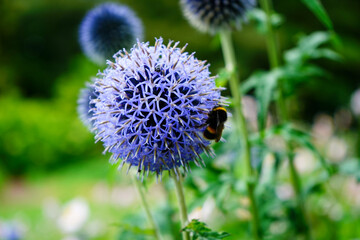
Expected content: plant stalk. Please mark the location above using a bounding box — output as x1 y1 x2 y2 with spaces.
260 0 287 121
219 29 261 240
171 169 190 240
260 0 311 238
133 176 162 240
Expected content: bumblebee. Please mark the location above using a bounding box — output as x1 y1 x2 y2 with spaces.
203 106 227 142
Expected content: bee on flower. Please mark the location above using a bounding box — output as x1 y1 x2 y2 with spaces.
87 38 226 179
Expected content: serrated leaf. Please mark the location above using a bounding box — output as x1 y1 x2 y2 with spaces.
183 219 230 240
311 48 342 61
284 32 334 64
242 69 280 131
256 70 280 131
266 124 332 174
300 0 333 30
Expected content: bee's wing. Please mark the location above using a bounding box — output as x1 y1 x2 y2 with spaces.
215 123 225 142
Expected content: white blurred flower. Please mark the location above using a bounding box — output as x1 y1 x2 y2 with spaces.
85 220 106 238
188 197 216 223
312 114 334 144
345 178 360 207
350 88 360 116
269 221 288 235
275 184 294 201
42 197 60 220
325 137 347 162
259 153 275 184
62 236 80 240
235 208 251 220
242 95 258 130
266 135 286 152
188 207 202 220
294 148 317 174
57 198 90 234
91 182 110 204
328 204 343 221
110 186 137 207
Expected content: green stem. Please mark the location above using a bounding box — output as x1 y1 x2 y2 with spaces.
133 176 162 240
288 152 309 233
171 169 190 240
219 29 261 240
260 0 287 121
260 0 311 238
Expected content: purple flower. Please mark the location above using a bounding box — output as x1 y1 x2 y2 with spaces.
181 0 256 34
77 80 98 131
91 38 225 178
79 3 143 65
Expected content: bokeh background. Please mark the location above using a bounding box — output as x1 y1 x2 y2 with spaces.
0 0 359 239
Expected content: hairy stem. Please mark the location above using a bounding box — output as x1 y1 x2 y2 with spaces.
133 176 162 240
260 0 311 238
171 169 190 240
220 29 262 240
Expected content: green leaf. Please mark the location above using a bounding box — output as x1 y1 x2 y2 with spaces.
241 70 262 94
216 68 230 87
242 69 280 131
300 0 333 30
247 9 284 34
284 32 336 65
183 219 230 240
311 48 342 61
266 124 332 174
256 70 281 131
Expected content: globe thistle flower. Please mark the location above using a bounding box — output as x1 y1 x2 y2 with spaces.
91 38 225 178
79 3 143 65
180 0 256 34
77 80 98 131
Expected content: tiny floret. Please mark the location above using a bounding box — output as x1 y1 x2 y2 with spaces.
79 2 143 64
91 38 225 177
181 0 256 34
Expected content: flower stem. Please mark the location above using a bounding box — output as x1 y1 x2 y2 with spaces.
260 0 311 238
219 29 261 240
259 0 287 121
171 169 190 240
133 176 162 240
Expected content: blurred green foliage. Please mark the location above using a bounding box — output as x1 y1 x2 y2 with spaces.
0 57 101 175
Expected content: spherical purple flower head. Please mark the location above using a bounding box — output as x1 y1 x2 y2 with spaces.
77 80 98 131
79 2 143 65
181 0 256 34
92 38 225 178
